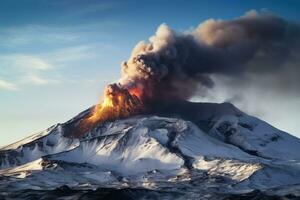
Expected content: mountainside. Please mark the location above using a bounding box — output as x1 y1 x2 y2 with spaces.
1 102 300 200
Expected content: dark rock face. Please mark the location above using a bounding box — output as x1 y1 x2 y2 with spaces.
223 190 292 200
0 187 180 200
1 187 298 200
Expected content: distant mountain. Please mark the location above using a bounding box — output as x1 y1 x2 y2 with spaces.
1 101 300 199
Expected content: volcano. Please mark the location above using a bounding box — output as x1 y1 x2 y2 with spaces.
1 101 300 200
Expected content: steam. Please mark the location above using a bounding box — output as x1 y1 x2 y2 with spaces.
119 10 300 101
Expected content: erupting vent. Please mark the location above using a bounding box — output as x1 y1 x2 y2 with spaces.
76 84 144 137
73 11 299 138
88 84 144 123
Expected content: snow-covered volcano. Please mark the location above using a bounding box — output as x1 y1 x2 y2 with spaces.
1 101 300 199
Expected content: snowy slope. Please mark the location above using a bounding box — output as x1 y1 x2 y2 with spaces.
0 124 79 169
0 108 92 169
209 113 300 160
0 102 300 199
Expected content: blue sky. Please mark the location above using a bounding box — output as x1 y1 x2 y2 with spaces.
1 0 300 146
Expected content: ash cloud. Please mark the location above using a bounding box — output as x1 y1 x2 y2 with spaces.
120 10 300 101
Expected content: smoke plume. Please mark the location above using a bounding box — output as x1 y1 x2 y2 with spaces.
119 10 300 101
76 10 300 137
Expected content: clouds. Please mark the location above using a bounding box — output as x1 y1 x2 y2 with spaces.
0 54 53 70
0 79 18 91
0 21 116 91
45 45 97 64
0 45 99 91
21 74 61 86
0 10 123 92
0 44 100 90
0 53 54 90
67 1 120 16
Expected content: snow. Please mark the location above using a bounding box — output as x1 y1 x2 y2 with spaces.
174 120 258 161
149 128 169 145
0 125 57 151
0 124 79 169
193 158 261 181
0 158 44 180
209 113 300 160
48 123 184 175
0 102 300 197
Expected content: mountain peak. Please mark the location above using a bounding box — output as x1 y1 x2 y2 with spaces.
1 102 300 199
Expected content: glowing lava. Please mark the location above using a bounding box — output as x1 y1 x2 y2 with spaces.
89 84 143 122
75 84 144 137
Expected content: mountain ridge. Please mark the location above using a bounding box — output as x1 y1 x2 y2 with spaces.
1 101 300 199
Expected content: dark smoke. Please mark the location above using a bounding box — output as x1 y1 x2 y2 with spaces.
119 10 300 101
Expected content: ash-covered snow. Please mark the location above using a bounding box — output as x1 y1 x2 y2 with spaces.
1 102 300 199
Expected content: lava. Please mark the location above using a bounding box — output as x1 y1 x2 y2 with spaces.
88 84 144 123
75 84 144 137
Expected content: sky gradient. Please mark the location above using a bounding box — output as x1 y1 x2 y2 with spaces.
1 0 300 146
